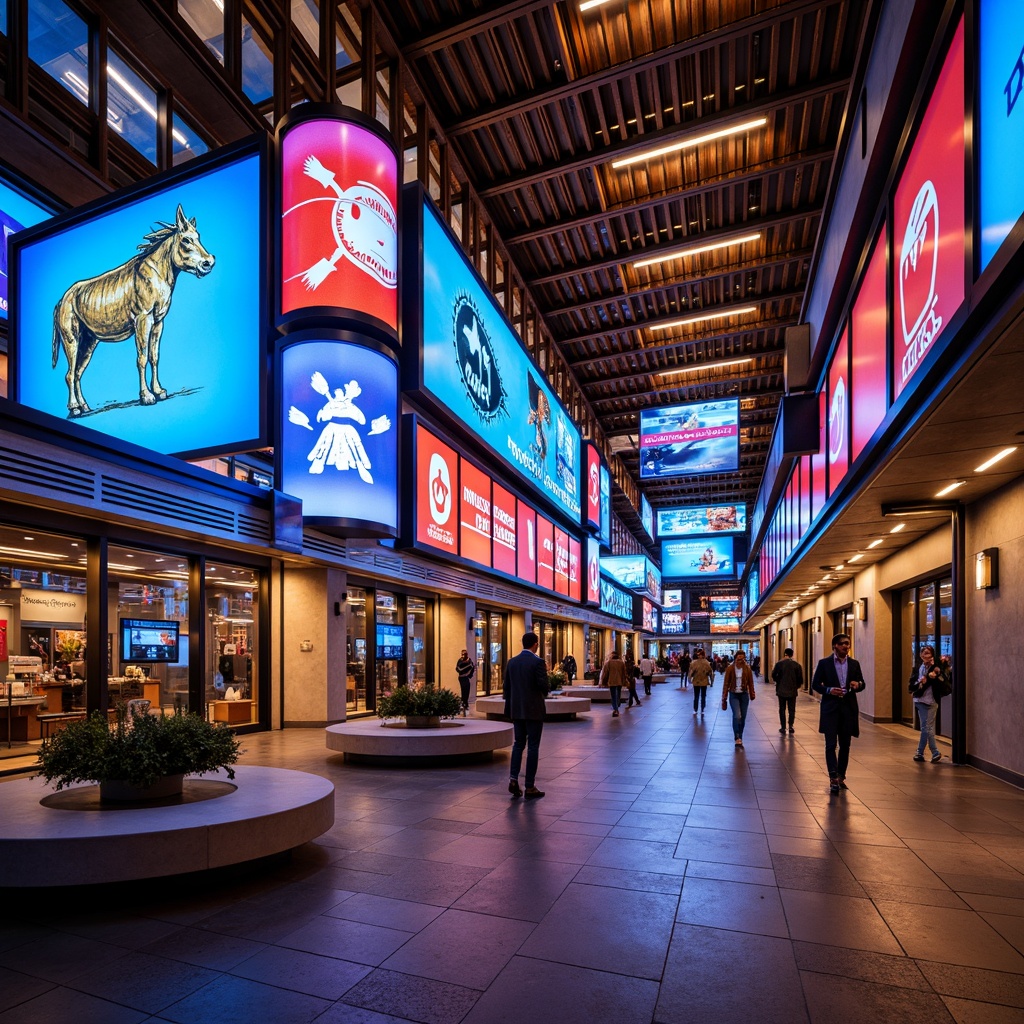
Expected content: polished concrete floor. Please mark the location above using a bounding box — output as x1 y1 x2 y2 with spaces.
1 681 1023 1024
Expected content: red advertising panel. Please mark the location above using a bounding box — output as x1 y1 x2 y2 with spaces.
798 458 811 537
416 424 457 555
827 326 850 496
585 443 601 529
459 460 492 567
586 536 601 604
279 116 398 330
492 482 517 576
553 528 570 596
517 502 537 585
811 388 827 517
537 516 554 591
569 538 582 602
851 226 888 462
893 21 964 399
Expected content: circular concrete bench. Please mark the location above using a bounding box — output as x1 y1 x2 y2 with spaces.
474 695 591 721
0 766 335 887
560 685 613 702
326 718 513 764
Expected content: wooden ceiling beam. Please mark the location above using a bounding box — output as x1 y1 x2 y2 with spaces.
401 0 553 60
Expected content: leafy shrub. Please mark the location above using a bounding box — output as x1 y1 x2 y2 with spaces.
376 684 462 720
37 705 241 790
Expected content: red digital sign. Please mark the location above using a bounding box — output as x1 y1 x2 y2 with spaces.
812 388 827 517
492 482 517 576
554 528 570 596
827 326 849 495
586 536 601 604
415 424 457 555
537 516 554 591
893 21 964 398
279 116 398 331
585 443 601 529
569 538 581 602
851 226 889 461
459 460 491 567
517 502 537 585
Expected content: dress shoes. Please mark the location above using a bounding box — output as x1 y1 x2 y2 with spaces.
524 787 545 800
508 780 522 799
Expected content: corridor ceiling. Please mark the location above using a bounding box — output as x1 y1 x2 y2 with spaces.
380 0 871 519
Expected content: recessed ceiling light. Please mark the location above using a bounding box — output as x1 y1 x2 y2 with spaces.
579 0 617 10
935 481 965 497
633 232 761 269
611 116 768 169
975 446 1017 472
889 523 906 533
649 305 757 332
867 539 883 549
658 358 753 378
847 554 864 563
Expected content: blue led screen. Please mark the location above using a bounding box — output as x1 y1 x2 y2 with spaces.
639 399 739 479
421 200 581 521
599 463 611 546
15 151 262 456
279 339 398 530
0 178 54 321
980 0 1024 269
662 537 736 579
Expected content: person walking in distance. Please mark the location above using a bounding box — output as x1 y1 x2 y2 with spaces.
624 656 643 708
811 633 866 794
455 649 475 717
721 650 756 748
639 652 656 696
772 648 803 734
601 650 628 717
689 648 713 715
678 650 691 689
908 644 950 763
502 632 549 800
560 652 577 686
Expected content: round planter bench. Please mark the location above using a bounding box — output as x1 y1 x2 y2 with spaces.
474 695 592 721
559 685 613 702
326 718 513 764
0 765 335 887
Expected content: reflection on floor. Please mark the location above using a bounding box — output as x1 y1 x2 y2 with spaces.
1 683 1023 1024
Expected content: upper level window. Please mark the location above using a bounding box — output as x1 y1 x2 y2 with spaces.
107 50 158 165
172 113 208 165
178 0 224 65
292 0 319 56
0 1 8 38
29 0 89 105
241 14 273 106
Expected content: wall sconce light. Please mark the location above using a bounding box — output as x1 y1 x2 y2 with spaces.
787 627 795 642
856 597 868 621
975 548 999 590
813 616 822 633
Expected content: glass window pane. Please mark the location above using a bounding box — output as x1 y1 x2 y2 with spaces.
207 562 258 727
28 0 89 105
107 51 158 165
346 586 366 713
177 0 224 65
407 597 426 688
292 0 319 56
172 112 208 165
336 1 360 69
241 15 274 106
1 0 7 37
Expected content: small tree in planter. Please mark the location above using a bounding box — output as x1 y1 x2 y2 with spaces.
37 705 241 799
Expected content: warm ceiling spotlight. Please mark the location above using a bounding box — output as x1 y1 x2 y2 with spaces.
847 554 864 563
866 539 883 549
889 523 906 533
975 446 1017 472
658 358 753 378
579 0 618 10
935 481 965 497
633 232 761 270
611 117 768 169
649 305 757 332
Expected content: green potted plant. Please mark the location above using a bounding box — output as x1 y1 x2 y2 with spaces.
547 667 566 693
37 704 241 801
376 684 462 728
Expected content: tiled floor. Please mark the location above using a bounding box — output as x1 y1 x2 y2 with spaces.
2 682 1024 1023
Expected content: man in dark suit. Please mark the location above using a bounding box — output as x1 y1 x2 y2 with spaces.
503 631 550 800
811 633 866 794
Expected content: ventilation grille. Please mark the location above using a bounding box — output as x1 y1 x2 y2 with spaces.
0 444 96 500
101 476 237 533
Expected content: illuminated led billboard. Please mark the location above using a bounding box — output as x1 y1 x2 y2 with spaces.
661 612 688 635
827 327 849 494
639 400 739 479
586 536 601 604
893 20 964 398
13 141 265 458
662 537 735 579
585 443 601 530
980 2 1024 270
599 462 611 546
663 588 682 612
0 177 54 321
657 504 747 537
278 110 398 334
492 482 517 576
416 424 457 555
600 577 633 621
640 494 654 539
279 337 398 535
600 555 661 601
417 198 580 520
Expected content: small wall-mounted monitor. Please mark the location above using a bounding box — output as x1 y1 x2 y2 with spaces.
120 618 180 663
376 622 405 660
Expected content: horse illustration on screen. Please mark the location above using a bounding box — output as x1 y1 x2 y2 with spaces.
51 204 214 417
